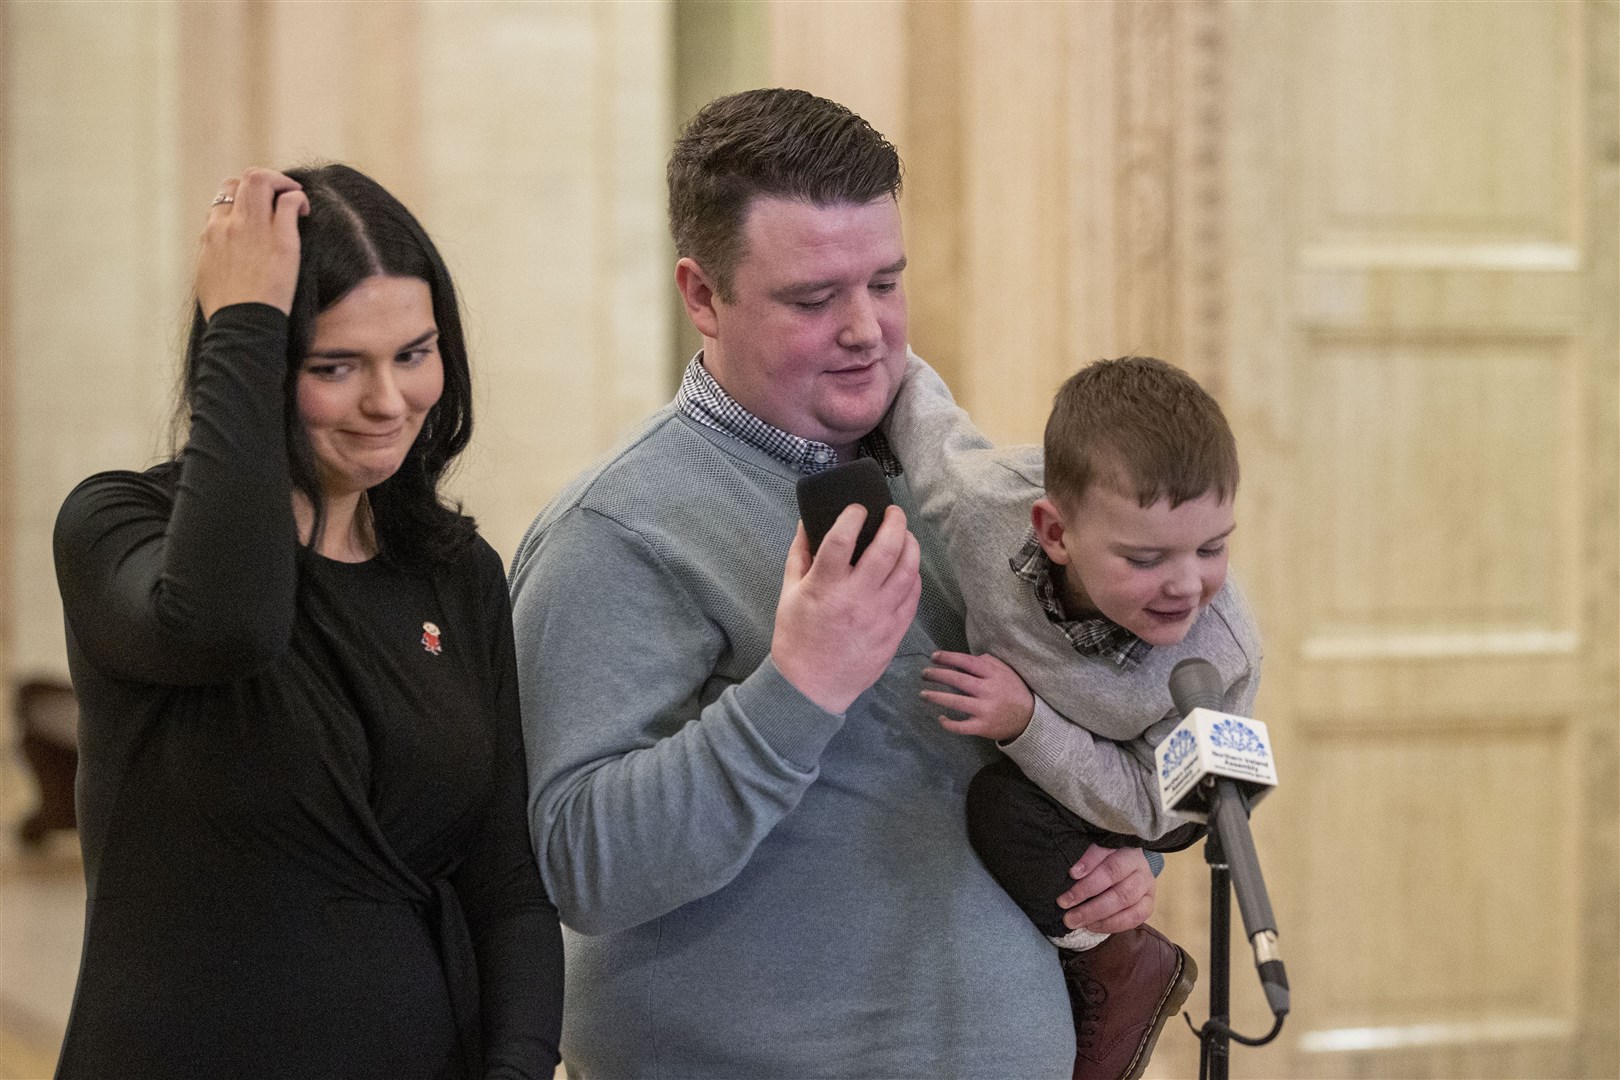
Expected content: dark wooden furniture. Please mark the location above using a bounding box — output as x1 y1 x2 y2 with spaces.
16 678 79 845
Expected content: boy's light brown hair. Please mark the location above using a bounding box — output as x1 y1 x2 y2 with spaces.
667 87 902 303
1043 355 1239 511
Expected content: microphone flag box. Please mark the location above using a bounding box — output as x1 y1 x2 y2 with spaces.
1156 708 1278 823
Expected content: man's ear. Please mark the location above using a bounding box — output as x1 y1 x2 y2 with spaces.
1031 497 1072 565
675 258 722 339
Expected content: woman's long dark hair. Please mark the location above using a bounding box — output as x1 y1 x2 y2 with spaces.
181 164 476 569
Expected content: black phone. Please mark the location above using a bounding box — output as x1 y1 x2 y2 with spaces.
795 458 894 563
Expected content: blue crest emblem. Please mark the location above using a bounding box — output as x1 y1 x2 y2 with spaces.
1210 718 1267 756
1160 728 1197 779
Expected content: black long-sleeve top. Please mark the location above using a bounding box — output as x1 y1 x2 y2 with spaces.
51 304 563 1079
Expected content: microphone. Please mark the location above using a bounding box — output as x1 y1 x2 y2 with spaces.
795 458 894 563
1158 658 1289 1018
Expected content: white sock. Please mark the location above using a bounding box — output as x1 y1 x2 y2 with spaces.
1049 926 1110 951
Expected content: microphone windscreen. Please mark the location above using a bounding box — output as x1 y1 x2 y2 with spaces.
795 458 894 563
1169 657 1225 716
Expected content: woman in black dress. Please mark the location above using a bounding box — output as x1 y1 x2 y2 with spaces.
52 165 563 1079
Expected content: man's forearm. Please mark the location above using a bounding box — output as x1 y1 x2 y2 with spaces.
528 661 842 934
512 509 845 935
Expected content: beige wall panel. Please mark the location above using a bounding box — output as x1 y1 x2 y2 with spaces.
1297 267 1585 335
1299 725 1578 1018
899 0 965 389
1066 0 1230 397
261 4 424 207
1302 338 1578 637
1221 1 1617 1074
1295 656 1582 727
1 0 12 705
675 0 769 131
177 3 270 241
7 3 188 680
944 0 1225 448
1171 0 1228 391
1059 0 1118 375
959 1 1068 446
1303 1040 1576 1080
265 3 350 168
1584 5 1620 1069
1300 2 1580 251
416 0 672 563
671 1 771 364
767 0 907 154
1111 0 1179 364
340 5 424 207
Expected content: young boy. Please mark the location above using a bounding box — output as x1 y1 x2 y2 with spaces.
884 354 1261 1080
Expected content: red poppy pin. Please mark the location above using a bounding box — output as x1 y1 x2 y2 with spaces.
421 621 443 655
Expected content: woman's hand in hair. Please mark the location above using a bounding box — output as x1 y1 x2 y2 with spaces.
195 167 310 320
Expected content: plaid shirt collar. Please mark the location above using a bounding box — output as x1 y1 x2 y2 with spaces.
1010 531 1151 671
676 354 901 477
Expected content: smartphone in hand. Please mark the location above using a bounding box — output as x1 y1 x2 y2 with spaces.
795 458 895 563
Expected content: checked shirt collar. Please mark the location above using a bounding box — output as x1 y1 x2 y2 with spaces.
1009 531 1150 671
676 354 901 478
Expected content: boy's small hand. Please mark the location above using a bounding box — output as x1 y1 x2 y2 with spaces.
922 650 1035 742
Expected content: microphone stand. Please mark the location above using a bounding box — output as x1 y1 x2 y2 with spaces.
1200 825 1232 1080
1166 660 1288 1076
1186 780 1286 1080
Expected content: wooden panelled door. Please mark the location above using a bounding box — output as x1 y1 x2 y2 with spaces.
1214 2 1620 1077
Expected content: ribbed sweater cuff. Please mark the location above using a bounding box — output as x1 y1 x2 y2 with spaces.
732 657 847 770
999 695 1073 777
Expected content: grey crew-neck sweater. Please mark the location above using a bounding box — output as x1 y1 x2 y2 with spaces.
509 405 1073 1079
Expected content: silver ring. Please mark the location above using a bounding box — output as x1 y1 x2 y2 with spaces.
211 193 235 206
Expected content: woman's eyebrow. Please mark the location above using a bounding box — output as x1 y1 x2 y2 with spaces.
306 327 438 360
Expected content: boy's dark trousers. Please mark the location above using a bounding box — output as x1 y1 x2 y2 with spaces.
964 758 1203 936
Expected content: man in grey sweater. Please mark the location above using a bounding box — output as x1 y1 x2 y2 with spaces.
508 88 1161 1078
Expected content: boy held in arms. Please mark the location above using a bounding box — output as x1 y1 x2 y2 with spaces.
884 354 1261 1080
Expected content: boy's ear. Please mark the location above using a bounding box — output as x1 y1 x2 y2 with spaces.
1031 497 1072 566
675 257 722 340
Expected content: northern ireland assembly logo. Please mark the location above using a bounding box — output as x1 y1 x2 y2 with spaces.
1155 707 1279 821
1210 717 1267 757
1160 728 1197 781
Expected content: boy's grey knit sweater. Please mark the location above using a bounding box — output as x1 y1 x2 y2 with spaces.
884 355 1263 841
509 405 1073 1079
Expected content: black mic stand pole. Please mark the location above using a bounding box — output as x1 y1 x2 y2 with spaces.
1187 778 1288 1080
1202 823 1232 1080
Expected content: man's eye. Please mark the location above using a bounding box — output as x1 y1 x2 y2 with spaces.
871 280 898 294
1198 544 1227 558
795 297 832 311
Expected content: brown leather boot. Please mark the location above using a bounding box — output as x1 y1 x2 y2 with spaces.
1062 924 1198 1080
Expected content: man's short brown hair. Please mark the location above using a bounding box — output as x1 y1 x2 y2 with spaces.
668 88 902 302
1044 356 1239 511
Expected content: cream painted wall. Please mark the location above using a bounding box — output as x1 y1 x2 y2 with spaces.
407 1 673 561
6 4 189 680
